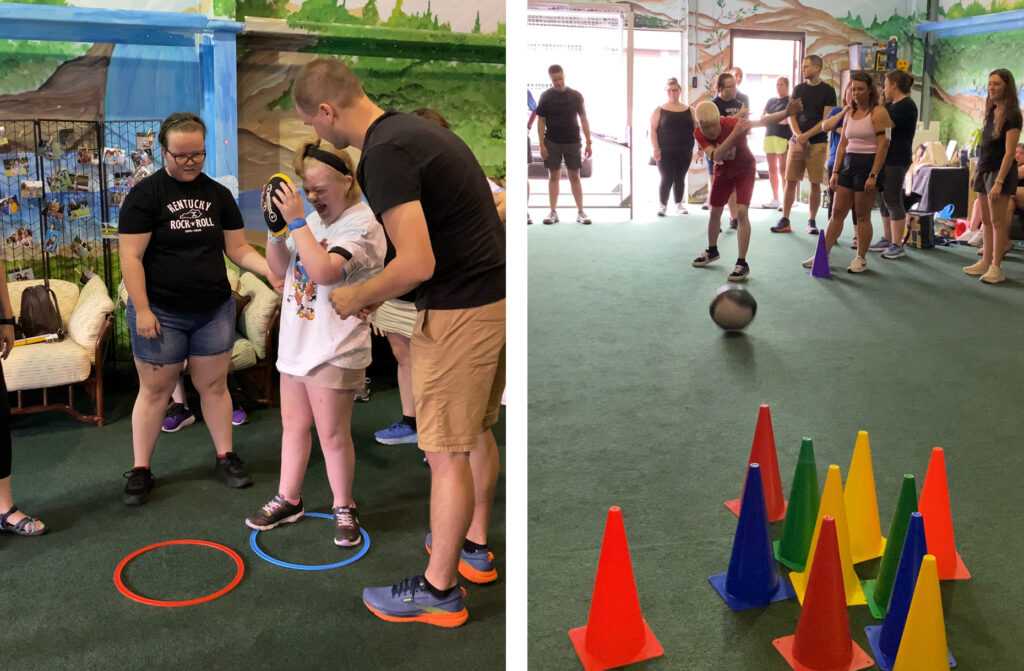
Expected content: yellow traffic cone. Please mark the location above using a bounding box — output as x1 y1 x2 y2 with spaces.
845 431 887 564
892 555 955 670
789 465 867 606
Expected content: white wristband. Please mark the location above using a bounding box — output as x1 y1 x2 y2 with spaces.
267 231 287 244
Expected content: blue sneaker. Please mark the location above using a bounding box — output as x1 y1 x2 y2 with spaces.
374 421 418 445
362 575 467 627
425 532 498 584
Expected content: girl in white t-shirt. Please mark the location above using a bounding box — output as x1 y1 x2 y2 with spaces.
245 139 385 547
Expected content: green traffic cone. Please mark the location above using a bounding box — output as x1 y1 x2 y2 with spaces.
862 474 919 619
773 438 820 572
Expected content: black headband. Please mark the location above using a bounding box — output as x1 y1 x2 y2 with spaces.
303 145 351 175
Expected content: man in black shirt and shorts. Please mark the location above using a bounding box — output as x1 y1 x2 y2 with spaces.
536 64 593 225
292 58 505 628
774 55 837 235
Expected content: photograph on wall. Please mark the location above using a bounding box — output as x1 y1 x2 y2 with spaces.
6 266 34 282
70 235 92 258
3 157 29 177
108 189 127 208
136 132 154 149
42 224 59 254
36 137 55 159
112 171 135 188
68 199 90 220
5 226 33 248
72 173 90 192
130 148 153 168
0 125 8 149
132 164 152 183
46 168 72 192
78 146 98 165
1 195 19 216
19 179 43 199
103 147 125 165
45 199 64 221
57 128 75 151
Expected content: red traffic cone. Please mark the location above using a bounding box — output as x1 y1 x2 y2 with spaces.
725 404 787 522
919 447 970 580
773 516 875 671
569 507 663 671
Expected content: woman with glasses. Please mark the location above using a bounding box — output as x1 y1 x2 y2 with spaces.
650 77 696 216
118 112 277 505
247 139 385 546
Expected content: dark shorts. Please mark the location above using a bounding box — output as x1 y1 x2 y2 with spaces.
837 153 877 193
709 165 756 207
973 168 1019 196
543 138 582 171
127 297 235 365
876 164 909 219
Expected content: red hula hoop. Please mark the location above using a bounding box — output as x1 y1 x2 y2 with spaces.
114 539 245 607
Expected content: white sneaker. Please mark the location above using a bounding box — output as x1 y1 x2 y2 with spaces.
980 265 1006 284
847 256 868 273
542 210 558 225
967 229 984 246
657 203 667 217
762 199 781 209
675 202 688 215
802 255 816 269
576 211 592 225
963 260 990 276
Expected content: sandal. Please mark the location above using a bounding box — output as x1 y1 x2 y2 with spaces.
0 506 47 536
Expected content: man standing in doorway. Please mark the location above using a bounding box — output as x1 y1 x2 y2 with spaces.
536 64 593 225
773 54 836 235
291 57 506 628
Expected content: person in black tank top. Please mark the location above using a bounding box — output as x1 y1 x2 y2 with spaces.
650 77 697 215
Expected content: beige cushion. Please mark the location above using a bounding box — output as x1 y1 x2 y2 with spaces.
236 272 280 360
8 279 79 328
3 339 91 391
228 336 258 372
226 268 240 292
68 277 115 361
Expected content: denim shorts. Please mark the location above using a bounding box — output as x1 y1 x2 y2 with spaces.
127 297 236 365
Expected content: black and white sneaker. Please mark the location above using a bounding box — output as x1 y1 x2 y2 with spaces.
123 467 154 506
727 264 750 282
245 494 304 530
214 452 253 488
692 249 721 267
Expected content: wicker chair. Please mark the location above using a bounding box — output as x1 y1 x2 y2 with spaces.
5 277 115 425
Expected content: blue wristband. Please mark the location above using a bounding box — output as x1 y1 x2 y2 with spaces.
288 218 307 231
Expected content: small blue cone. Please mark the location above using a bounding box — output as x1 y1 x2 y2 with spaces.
865 512 956 669
709 463 797 610
810 229 831 278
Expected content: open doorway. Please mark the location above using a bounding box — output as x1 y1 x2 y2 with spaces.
730 30 804 178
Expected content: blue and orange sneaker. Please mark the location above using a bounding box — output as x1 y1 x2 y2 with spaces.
425 532 498 584
362 575 467 627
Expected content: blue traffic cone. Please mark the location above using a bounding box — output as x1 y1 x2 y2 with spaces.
810 227 832 279
710 463 796 610
864 512 954 670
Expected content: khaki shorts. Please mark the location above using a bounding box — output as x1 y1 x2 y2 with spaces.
786 142 827 183
412 299 506 453
282 363 365 390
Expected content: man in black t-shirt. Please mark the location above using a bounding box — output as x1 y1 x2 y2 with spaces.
291 57 505 628
536 64 593 225
871 69 919 259
774 55 837 235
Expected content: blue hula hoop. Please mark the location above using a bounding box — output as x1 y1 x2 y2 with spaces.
249 512 370 571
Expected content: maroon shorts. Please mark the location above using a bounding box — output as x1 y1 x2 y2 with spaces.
709 166 756 208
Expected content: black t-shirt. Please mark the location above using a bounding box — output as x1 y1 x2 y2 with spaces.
978 107 1024 172
357 110 505 311
713 95 745 119
763 96 793 140
118 169 242 313
792 81 838 144
885 97 919 166
536 87 586 144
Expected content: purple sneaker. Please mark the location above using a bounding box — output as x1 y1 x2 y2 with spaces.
232 406 249 426
161 403 195 433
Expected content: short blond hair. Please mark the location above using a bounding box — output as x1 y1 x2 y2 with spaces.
292 137 360 203
293 58 365 114
695 101 720 125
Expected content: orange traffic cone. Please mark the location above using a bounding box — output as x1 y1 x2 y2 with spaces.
789 465 867 606
569 507 663 671
773 516 874 670
845 431 887 563
919 447 970 580
725 404 787 523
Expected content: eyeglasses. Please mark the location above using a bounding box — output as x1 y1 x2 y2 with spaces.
166 150 206 165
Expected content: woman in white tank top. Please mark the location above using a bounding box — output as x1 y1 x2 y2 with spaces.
805 72 892 274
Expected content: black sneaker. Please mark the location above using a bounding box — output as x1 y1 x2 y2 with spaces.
729 218 738 230
123 467 154 506
692 249 721 267
215 452 252 488
333 505 362 547
727 264 750 282
245 494 304 530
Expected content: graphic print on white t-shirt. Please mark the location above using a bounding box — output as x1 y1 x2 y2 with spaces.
166 198 214 232
291 238 329 321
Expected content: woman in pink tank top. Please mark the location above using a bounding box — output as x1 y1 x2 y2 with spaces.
804 72 892 274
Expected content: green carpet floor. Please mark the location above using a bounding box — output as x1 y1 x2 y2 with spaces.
528 209 1024 669
3 376 504 671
